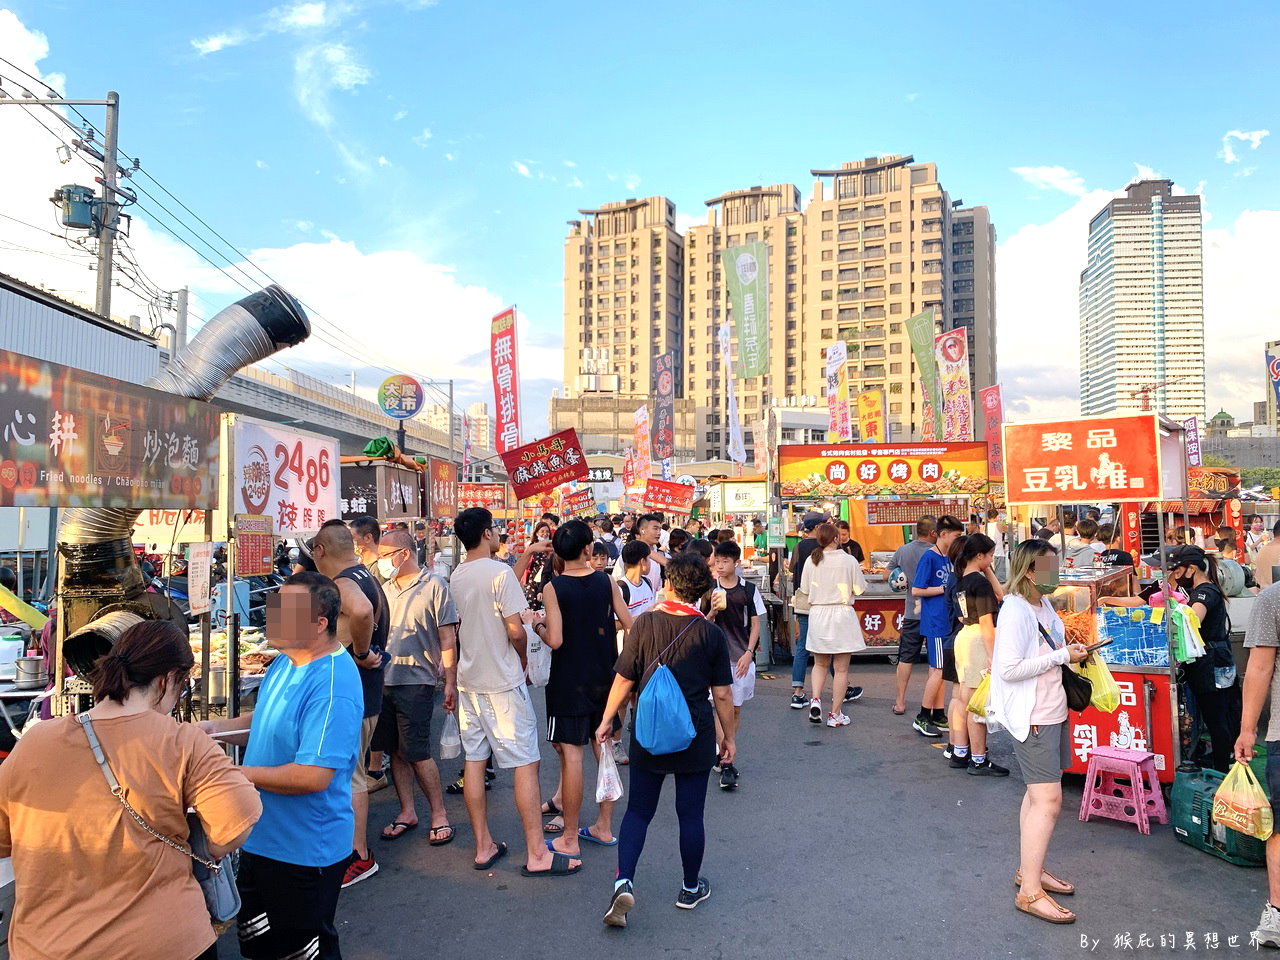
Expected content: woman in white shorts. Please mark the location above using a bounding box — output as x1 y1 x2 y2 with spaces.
799 523 865 728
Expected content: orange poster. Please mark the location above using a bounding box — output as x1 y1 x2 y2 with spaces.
856 390 886 443
778 443 988 498
1002 414 1161 505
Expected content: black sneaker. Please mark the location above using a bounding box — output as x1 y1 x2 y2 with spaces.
949 752 969 769
675 877 712 910
968 758 1010 777
912 716 941 738
790 693 808 709
719 764 739 790
843 686 864 703
445 775 492 795
808 701 822 724
931 711 949 730
603 881 635 928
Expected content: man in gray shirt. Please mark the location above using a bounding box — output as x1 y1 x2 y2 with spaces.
373 529 460 846
891 517 938 717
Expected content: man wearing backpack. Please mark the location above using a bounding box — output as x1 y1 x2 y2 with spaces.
703 540 763 791
597 517 622 563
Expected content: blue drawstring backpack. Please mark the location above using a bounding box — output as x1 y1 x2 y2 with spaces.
634 619 699 755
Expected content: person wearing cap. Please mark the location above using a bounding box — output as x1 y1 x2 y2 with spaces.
786 518 823 708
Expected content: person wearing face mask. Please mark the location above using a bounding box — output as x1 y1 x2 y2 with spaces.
988 539 1089 925
1245 515 1273 564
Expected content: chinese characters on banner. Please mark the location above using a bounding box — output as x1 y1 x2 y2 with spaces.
560 488 595 516
622 446 636 492
339 463 419 520
377 375 423 421
865 499 969 526
825 341 851 441
1183 417 1202 466
906 311 941 439
641 478 696 515
977 385 1005 481
778 443 988 498
934 329 973 441
427 458 458 518
131 509 207 548
1065 671 1175 783
1187 466 1240 500
187 542 212 616
856 390 885 443
0 349 219 509
718 324 746 464
234 514 275 577
490 308 522 453
499 429 589 501
1002 414 1161 505
457 483 509 511
232 417 340 536
721 241 769 378
652 352 675 461
852 597 904 647
633 405 652 481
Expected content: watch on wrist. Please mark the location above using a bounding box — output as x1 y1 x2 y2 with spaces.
354 649 372 660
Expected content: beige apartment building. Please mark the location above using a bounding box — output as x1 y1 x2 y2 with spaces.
554 156 996 460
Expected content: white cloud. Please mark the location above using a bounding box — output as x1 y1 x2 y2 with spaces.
377 155 390 167
273 2 330 29
905 92 919 102
255 159 268 169
563 160 576 168
511 160 532 178
443 152 456 161
1132 163 1165 182
566 176 583 189
293 44 372 171
675 212 704 234
192 31 246 55
391 109 408 121
606 172 642 192
1011 165 1088 197
412 127 432 146
1219 129 1269 164
285 219 315 232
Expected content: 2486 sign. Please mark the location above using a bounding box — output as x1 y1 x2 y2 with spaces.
232 417 339 536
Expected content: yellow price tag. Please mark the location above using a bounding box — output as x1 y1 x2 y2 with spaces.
1151 607 1165 625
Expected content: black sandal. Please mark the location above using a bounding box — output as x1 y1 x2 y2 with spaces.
521 851 583 877
540 799 561 817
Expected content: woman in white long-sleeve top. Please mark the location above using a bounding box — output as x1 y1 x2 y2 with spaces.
988 539 1089 926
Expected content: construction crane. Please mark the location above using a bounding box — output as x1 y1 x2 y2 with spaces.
1130 375 1192 412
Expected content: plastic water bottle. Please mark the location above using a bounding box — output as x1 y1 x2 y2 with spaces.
1215 664 1237 689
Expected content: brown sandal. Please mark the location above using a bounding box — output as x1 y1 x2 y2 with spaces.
1015 890 1076 924
1014 868 1075 895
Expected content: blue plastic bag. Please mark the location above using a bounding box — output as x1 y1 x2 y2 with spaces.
635 663 695 755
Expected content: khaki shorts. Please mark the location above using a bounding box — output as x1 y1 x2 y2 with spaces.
350 714 378 794
458 686 540 769
953 625 991 689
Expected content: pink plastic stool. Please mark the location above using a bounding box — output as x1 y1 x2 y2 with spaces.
1078 746 1169 835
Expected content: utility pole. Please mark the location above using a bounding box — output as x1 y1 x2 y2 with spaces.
94 91 121 319
448 379 457 473
174 286 189 351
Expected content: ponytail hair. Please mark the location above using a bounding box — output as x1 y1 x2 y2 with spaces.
951 533 996 575
92 620 194 705
810 523 838 566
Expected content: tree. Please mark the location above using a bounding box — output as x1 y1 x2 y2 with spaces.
1201 454 1234 468
1241 467 1280 491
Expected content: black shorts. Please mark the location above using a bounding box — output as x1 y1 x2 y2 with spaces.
237 851 346 960
547 712 619 746
1267 742 1280 821
897 618 926 664
942 647 958 684
372 684 437 762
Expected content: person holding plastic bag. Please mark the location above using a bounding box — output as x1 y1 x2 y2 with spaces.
594 553 735 929
946 533 1008 776
988 540 1090 925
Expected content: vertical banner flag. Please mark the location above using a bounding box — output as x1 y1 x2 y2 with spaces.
653 351 676 461
934 329 973 442
462 415 472 473
491 308 521 453
1268 349 1280 413
906 311 941 439
825 340 852 441
856 390 886 443
633 405 652 481
622 446 637 494
978 384 1005 481
1183 417 1202 466
754 413 772 474
721 242 769 378
662 458 673 480
719 323 747 463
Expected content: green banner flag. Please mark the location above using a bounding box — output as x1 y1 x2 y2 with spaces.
721 241 769 379
906 309 941 438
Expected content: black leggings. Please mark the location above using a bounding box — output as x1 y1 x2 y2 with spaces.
616 766 709 889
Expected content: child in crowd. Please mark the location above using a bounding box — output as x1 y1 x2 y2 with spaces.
704 540 763 790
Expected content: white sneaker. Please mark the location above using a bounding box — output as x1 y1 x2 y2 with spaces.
1255 903 1280 948
826 712 851 727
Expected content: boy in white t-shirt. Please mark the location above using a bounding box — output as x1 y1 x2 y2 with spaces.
608 540 656 766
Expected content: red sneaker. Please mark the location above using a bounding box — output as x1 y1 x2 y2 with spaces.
341 853 378 889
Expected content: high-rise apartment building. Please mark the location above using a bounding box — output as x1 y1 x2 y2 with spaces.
1078 179 1205 420
464 401 491 448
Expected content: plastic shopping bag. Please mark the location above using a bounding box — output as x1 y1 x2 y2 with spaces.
966 674 991 717
526 625 551 687
1212 761 1274 841
438 712 461 761
1079 656 1121 713
596 744 623 803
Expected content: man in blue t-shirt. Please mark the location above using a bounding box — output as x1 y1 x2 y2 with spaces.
909 515 964 738
201 572 362 960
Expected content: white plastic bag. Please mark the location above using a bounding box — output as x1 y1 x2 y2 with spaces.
526 625 551 687
596 744 623 803
438 712 461 760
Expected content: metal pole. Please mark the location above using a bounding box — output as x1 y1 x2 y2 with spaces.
448 379 457 471
396 421 407 456
174 287 189 352
1154 507 1182 768
41 508 58 602
94 91 120 319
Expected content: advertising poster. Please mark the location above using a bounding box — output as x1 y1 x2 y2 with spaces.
906 311 941 439
131 509 207 549
457 483 509 511
234 514 275 577
0 349 219 509
642 478 696 514
977 385 1005 481
491 308 522 453
778 443 988 498
500 429 589 501
1183 417 1202 466
561 488 595 516
232 417 339 536
427 458 458 518
1002 414 1161 505
708 481 769 515
825 341 851 442
1269 350 1280 412
633 405 652 481
856 390 885 443
934 329 973 442
1187 466 1240 500
854 599 904 648
339 463 419 521
720 241 769 378
187 541 212 616
377 375 423 421
652 352 676 461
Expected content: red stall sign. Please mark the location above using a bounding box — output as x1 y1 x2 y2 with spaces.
641 478 695 514
1003 414 1161 505
854 597 904 648
1065 668 1176 784
561 488 596 517
428 458 458 518
500 429 589 502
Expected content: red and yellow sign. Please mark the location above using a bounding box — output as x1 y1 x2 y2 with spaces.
500 429 589 502
1003 414 1161 506
854 597 904 648
856 390 885 443
427 458 458 518
641 478 696 514
561 488 596 516
457 483 508 511
1187 466 1240 500
778 443 988 499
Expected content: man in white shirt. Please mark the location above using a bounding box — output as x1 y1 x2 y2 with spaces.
612 513 666 594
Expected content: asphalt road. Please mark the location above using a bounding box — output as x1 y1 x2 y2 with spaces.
224 661 1268 960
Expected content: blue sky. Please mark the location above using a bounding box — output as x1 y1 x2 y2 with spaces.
2 0 1278 433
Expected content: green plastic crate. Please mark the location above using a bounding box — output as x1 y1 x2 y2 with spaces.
1170 766 1266 867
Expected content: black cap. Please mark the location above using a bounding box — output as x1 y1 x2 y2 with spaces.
414 521 427 531
1167 544 1207 571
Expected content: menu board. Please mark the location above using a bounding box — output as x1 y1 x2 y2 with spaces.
864 499 970 526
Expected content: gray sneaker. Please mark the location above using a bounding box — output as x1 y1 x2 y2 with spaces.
604 881 635 928
675 877 711 910
1254 903 1280 948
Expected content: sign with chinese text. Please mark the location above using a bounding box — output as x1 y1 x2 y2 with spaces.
622 447 636 492
641 478 696 514
856 389 885 443
652 352 675 461
865 499 970 526
709 480 768 516
718 324 746 463
500 429 589 501
234 514 275 577
906 311 941 439
1269 349 1280 413
778 443 988 498
1065 667 1175 784
633 406 652 481
339 463 420 521
825 340 851 442
491 308 522 453
1002 414 1162 505
561 488 595 516
377 375 423 421
854 597 905 648
131 509 207 549
427 458 458 518
1183 417 1202 466
721 241 769 378
187 542 212 616
0 349 219 508
934 329 973 442
458 482 509 511
1187 466 1240 500
587 467 614 483
231 417 339 536
978 385 1005 481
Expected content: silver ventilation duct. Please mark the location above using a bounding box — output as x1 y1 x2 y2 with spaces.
61 285 310 677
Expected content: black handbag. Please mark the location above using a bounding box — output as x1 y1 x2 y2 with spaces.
1038 623 1092 712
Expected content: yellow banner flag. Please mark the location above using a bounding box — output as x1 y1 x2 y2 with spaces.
857 390 886 443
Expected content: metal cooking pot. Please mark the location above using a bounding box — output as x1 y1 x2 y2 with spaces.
14 656 48 690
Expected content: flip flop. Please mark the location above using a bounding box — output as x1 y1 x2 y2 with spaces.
473 841 508 871
428 824 455 847
379 821 418 841
521 851 583 878
892 706 906 716
578 827 618 847
543 816 565 835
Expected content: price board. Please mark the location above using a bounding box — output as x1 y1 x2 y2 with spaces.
234 514 275 577
865 499 969 526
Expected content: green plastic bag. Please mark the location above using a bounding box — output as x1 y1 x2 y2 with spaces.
966 673 991 717
1079 656 1121 713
